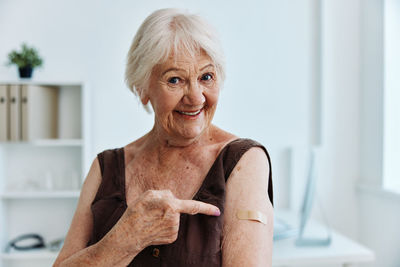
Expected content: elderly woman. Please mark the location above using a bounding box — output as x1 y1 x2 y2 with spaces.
54 8 273 267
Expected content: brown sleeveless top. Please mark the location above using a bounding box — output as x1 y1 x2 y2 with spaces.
87 138 273 267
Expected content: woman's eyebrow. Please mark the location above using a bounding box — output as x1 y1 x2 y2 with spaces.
161 63 215 76
162 67 185 76
200 63 215 71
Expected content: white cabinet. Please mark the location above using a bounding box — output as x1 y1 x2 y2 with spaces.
0 81 90 267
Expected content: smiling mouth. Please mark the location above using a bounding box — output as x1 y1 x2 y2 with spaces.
175 108 203 116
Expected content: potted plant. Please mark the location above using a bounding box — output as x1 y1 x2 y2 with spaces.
7 43 43 78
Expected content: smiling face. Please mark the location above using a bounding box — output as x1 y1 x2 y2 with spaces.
143 50 220 145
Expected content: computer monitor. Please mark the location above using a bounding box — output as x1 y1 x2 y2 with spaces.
273 147 331 246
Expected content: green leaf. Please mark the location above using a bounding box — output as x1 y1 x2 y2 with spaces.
6 43 44 68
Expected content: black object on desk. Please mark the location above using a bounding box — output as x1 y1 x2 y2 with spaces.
5 233 46 252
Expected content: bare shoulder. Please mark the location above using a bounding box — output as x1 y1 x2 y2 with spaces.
210 124 237 140
69 156 102 224
54 157 102 264
209 124 238 150
123 134 150 163
227 146 270 203
222 146 273 266
79 157 102 204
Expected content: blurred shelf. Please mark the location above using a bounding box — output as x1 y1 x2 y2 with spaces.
0 139 83 147
1 190 80 199
1 250 58 260
0 81 88 266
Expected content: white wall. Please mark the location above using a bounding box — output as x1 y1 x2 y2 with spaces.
358 1 400 266
316 3 400 266
383 0 400 191
312 0 361 240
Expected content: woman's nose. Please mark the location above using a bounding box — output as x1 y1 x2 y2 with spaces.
183 81 205 106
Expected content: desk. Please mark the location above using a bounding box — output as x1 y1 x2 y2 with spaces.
272 210 375 267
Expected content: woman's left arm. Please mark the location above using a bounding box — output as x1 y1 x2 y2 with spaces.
222 147 274 267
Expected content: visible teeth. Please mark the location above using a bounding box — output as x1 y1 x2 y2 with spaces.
178 110 201 116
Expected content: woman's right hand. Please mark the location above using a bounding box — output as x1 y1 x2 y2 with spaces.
112 189 220 254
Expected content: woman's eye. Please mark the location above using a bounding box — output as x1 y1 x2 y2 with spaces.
201 73 213 81
168 77 181 84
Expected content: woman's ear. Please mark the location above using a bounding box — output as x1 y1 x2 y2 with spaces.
139 88 150 105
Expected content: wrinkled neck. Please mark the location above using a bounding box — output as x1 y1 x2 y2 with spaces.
147 123 211 149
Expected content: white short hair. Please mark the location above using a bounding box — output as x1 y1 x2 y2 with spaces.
125 8 226 101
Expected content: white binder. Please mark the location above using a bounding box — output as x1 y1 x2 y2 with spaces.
0 84 9 141
21 85 59 141
9 84 21 141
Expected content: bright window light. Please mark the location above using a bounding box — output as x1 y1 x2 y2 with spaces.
383 0 400 193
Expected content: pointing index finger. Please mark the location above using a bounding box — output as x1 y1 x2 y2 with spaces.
176 199 220 216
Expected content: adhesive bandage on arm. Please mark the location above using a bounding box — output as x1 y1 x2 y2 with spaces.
236 210 268 225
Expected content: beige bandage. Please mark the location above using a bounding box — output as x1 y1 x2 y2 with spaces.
236 210 267 225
